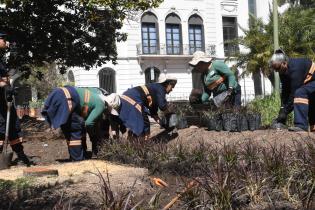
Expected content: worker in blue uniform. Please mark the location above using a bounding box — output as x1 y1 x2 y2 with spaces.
270 49 315 132
42 86 119 161
119 74 177 140
0 32 32 166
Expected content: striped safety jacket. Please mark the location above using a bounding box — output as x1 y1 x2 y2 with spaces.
280 58 314 115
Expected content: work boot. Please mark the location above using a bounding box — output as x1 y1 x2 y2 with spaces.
14 152 35 167
92 143 98 158
288 126 307 132
270 120 286 130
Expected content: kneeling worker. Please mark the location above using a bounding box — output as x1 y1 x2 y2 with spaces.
270 49 315 132
188 51 241 107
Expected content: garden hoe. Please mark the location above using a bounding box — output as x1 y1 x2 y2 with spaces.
0 71 23 170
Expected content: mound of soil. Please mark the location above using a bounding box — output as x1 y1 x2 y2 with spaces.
150 124 314 148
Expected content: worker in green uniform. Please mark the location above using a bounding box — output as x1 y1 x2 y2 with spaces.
42 86 119 161
189 51 241 107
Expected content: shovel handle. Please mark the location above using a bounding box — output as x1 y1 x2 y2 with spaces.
4 101 12 153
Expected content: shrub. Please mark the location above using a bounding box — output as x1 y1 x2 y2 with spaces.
28 99 44 109
247 93 293 126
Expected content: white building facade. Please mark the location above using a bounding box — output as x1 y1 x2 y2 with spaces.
70 0 273 104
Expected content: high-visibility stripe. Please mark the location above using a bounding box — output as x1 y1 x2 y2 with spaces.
207 77 224 90
10 138 23 146
140 85 153 107
67 140 82 147
304 62 315 84
60 87 73 111
81 90 90 117
121 95 142 113
294 97 309 105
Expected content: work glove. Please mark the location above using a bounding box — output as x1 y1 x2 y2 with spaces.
159 116 168 129
227 87 233 95
119 124 127 134
164 103 176 114
275 107 287 124
152 115 161 124
4 86 17 102
160 113 177 130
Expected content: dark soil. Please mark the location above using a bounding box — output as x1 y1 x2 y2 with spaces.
18 116 69 164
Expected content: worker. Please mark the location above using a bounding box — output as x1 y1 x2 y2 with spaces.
118 74 177 140
42 86 119 161
188 51 241 107
270 49 315 132
0 32 33 166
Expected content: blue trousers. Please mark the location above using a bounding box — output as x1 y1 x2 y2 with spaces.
294 80 315 131
60 112 85 161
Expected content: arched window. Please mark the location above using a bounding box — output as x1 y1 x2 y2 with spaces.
165 13 182 55
141 12 159 54
67 70 75 84
188 14 205 54
99 68 116 93
144 67 160 84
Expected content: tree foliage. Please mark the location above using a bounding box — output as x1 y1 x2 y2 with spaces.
0 0 162 72
236 6 315 78
278 0 315 7
20 62 67 99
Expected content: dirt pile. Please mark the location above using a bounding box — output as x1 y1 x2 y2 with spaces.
0 160 151 209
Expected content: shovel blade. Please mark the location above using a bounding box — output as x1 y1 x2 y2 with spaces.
0 152 13 170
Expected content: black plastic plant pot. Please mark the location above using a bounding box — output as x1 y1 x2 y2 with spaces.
176 117 188 129
222 113 237 132
200 115 210 127
238 114 249 131
247 113 261 131
207 114 223 131
186 115 201 126
255 113 262 130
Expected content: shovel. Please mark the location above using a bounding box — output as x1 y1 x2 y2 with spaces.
0 100 14 170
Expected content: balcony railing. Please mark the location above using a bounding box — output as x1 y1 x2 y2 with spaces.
224 44 239 57
137 43 216 57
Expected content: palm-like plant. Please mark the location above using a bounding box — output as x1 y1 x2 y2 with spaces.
236 14 274 77
236 6 315 86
